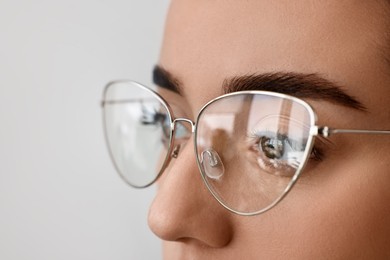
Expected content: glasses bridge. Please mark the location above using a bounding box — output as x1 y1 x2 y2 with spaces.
172 118 196 133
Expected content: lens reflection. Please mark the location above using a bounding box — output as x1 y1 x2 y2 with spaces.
103 82 172 187
196 93 312 214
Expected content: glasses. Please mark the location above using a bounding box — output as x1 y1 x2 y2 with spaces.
101 80 390 216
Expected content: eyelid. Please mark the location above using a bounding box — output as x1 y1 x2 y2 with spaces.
157 87 193 120
310 136 334 161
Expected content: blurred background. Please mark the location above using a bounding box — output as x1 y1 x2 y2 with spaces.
0 0 169 259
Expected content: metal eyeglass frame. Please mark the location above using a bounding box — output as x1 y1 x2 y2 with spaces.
101 80 390 216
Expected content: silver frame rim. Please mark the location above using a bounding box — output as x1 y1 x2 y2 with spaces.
193 90 318 216
101 80 176 188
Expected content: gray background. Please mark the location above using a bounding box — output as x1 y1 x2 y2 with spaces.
0 0 170 259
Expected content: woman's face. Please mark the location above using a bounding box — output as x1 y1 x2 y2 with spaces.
148 0 390 258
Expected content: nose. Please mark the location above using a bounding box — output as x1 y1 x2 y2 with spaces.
148 138 233 248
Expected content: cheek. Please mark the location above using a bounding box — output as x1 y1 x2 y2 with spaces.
288 154 389 257
234 148 390 259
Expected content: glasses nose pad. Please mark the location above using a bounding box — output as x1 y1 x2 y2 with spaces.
171 144 181 158
200 149 225 180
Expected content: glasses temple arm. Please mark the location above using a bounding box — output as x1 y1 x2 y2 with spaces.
314 126 390 138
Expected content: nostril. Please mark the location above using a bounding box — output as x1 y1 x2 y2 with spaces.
200 149 225 180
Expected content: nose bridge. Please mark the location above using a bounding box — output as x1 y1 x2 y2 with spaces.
147 131 233 247
148 117 233 248
172 117 196 133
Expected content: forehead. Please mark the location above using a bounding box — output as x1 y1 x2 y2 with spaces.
159 0 389 122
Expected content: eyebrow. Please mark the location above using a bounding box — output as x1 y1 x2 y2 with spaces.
153 65 182 94
153 65 366 111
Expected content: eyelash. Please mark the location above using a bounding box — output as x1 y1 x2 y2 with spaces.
247 130 326 163
309 136 331 162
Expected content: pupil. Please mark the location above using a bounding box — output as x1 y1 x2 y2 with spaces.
261 136 284 159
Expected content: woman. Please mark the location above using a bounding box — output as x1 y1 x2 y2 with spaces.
103 0 390 258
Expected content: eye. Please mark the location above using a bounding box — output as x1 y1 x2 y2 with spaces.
140 105 166 125
259 134 286 160
250 131 306 177
140 104 171 143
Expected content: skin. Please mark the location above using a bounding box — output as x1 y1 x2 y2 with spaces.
147 0 390 259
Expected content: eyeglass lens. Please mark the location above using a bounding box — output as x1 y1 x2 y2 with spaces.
195 93 313 214
103 82 172 188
